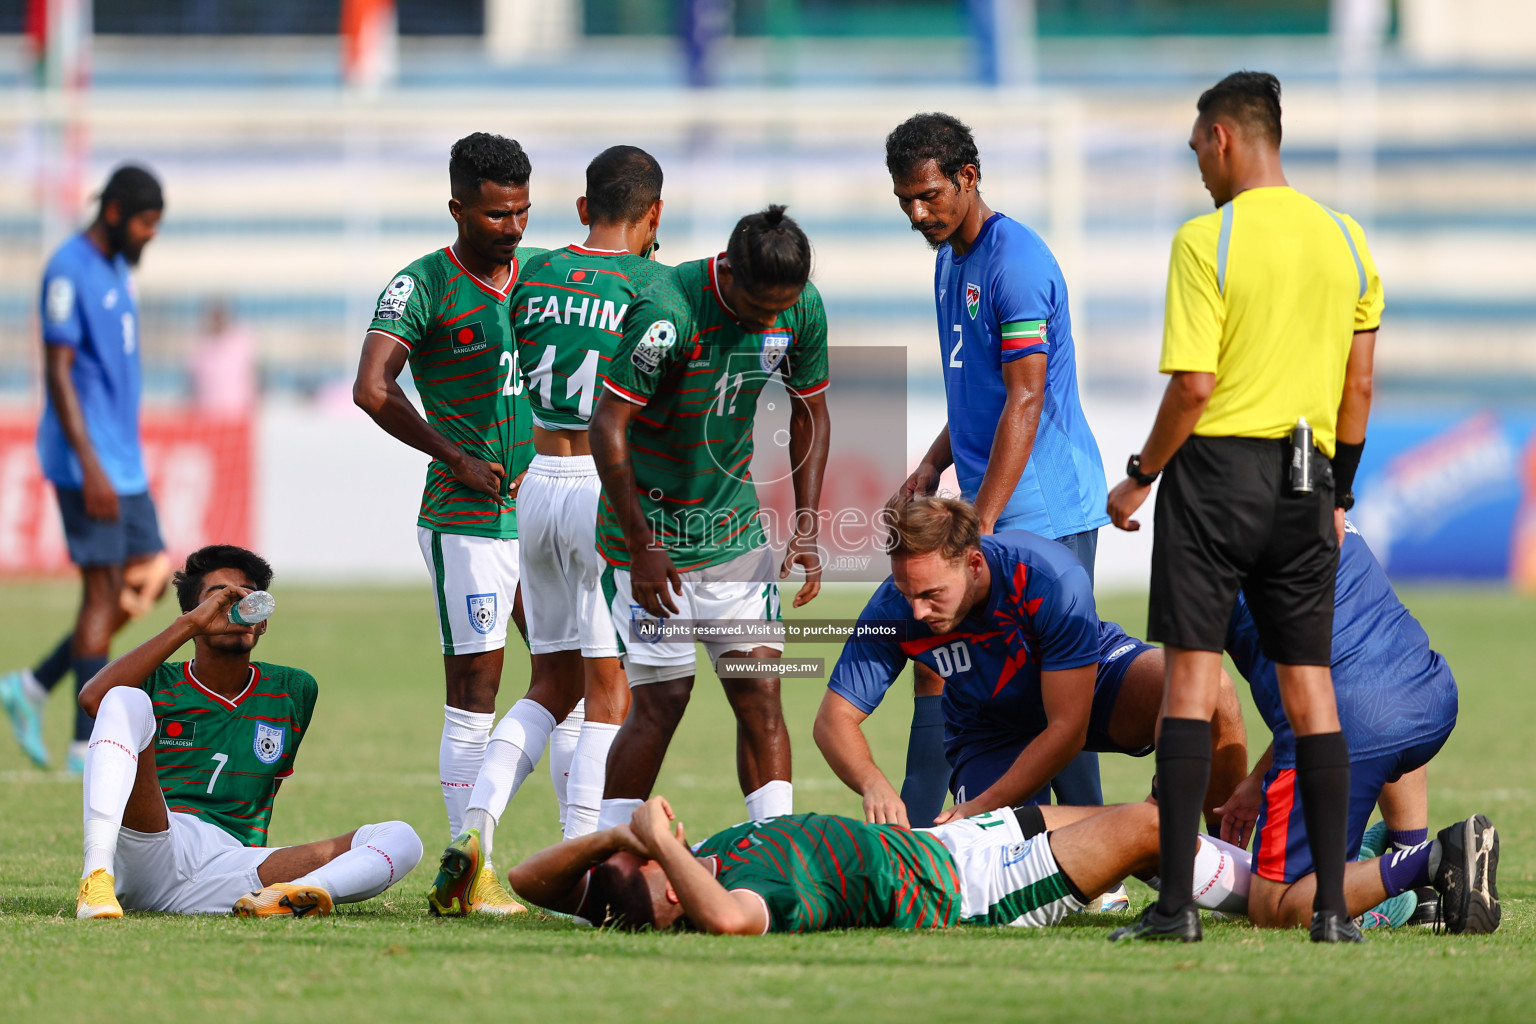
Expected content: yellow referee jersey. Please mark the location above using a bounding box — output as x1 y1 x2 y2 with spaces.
1158 185 1383 458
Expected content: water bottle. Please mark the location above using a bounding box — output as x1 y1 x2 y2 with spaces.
1290 417 1314 495
229 590 276 626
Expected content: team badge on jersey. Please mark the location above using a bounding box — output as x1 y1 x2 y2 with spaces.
376 274 415 321
46 277 75 324
253 722 286 764
566 267 597 285
467 592 498 635
759 330 790 374
965 282 981 320
159 719 197 748
632 320 677 373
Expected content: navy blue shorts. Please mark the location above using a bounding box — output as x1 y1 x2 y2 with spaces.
948 626 1157 805
55 488 164 567
1252 729 1452 884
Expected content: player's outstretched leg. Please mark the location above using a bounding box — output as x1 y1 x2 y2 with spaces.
76 686 164 919
237 820 424 918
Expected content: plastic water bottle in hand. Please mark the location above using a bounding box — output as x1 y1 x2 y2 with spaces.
229 590 276 626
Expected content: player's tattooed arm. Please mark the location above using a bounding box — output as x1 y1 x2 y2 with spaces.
631 797 769 936
972 353 1045 534
507 824 649 915
78 584 255 717
812 691 909 827
590 392 682 616
352 332 507 502
782 391 830 607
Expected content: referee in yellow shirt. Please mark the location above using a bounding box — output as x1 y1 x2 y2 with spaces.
1105 71 1381 943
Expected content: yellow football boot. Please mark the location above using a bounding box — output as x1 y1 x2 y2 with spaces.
233 883 334 918
76 869 123 920
469 865 526 916
427 829 526 916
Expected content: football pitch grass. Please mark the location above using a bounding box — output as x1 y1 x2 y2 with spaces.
1 580 1532 1023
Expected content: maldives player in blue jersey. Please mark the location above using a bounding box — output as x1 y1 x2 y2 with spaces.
815 497 1247 830
882 113 1112 825
1 166 169 772
1212 521 1497 934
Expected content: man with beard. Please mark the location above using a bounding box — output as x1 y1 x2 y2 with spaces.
2 165 171 773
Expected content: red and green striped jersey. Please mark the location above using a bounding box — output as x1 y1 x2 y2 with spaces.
368 244 548 539
692 813 961 932
597 256 830 571
139 661 319 847
513 245 668 430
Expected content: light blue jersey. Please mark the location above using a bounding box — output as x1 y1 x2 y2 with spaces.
934 213 1108 538
36 232 146 493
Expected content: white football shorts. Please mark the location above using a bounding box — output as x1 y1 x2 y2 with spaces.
418 527 520 656
922 808 1085 927
605 545 783 686
517 455 617 658
115 811 278 915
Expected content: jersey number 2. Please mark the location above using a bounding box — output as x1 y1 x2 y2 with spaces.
949 325 964 368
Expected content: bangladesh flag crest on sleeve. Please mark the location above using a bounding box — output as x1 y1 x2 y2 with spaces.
965 282 981 319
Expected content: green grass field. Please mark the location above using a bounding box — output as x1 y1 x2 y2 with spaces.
1 579 1532 1023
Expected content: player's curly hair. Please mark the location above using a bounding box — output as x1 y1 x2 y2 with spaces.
1197 71 1283 146
585 145 663 225
173 545 274 613
449 132 531 200
726 204 811 293
884 112 981 187
883 496 981 562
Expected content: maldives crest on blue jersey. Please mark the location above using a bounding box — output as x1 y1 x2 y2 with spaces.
253 722 286 764
760 330 790 373
965 282 981 319
467 593 497 635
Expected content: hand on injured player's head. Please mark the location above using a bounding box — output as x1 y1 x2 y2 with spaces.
630 796 685 855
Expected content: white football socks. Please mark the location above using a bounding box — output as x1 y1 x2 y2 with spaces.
462 699 557 859
564 720 620 840
744 780 793 822
1191 833 1253 914
440 705 494 839
597 797 644 831
292 820 424 904
548 700 585 829
81 687 157 878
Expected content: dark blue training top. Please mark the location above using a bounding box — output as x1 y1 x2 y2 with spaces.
828 531 1102 748
1225 522 1459 769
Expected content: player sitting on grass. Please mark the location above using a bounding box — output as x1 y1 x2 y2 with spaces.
1212 520 1496 934
815 496 1247 827
510 795 1252 933
73 544 423 919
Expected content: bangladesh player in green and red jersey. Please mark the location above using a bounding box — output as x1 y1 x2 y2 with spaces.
352 133 550 915
588 206 832 833
508 794 1254 933
73 545 423 920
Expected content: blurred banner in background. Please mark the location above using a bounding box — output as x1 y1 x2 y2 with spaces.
0 0 1531 586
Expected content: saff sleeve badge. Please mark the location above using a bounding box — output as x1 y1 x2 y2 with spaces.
253 722 286 765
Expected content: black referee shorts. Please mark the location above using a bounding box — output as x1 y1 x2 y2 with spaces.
1148 435 1338 665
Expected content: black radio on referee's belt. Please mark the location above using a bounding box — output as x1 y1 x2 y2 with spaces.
1290 417 1314 495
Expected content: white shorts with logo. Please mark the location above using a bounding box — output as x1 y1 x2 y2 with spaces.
418 527 520 656
517 454 617 658
606 545 783 686
115 811 279 915
922 808 1084 927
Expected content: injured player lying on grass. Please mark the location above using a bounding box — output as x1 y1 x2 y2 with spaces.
73 545 423 919
507 795 1496 935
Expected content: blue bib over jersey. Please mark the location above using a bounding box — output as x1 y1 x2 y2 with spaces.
1226 523 1459 769
36 232 146 493
934 213 1108 538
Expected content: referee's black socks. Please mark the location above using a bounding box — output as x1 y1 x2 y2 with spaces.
1295 731 1352 917
1154 717 1211 917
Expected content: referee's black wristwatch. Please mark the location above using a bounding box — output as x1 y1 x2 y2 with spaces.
1125 454 1159 487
